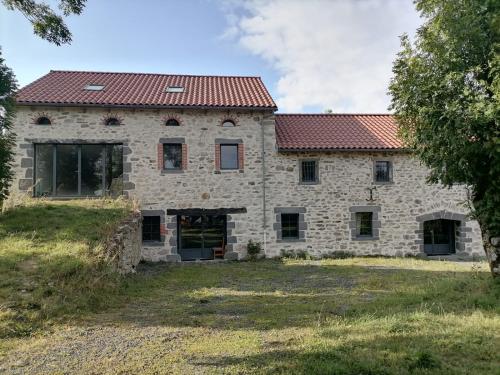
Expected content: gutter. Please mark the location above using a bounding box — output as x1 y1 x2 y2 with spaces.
260 113 267 255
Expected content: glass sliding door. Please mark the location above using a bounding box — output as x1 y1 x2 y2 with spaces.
34 144 54 197
56 145 79 196
81 145 104 196
105 144 124 196
34 144 123 197
178 215 226 260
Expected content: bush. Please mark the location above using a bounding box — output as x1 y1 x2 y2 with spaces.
247 240 262 260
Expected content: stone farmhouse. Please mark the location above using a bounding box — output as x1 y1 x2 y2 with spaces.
13 71 484 261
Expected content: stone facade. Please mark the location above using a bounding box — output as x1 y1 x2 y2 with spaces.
11 105 484 261
262 150 483 259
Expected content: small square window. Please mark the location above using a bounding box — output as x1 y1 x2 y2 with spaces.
164 144 182 170
300 160 318 183
375 161 392 182
143 216 161 242
220 144 239 170
356 212 373 237
281 213 299 239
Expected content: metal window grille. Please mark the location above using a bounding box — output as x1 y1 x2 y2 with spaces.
301 160 317 183
281 213 299 239
375 161 391 182
142 216 161 242
356 212 373 236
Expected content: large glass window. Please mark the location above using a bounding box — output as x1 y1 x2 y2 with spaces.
281 213 299 239
34 144 53 197
81 145 104 196
106 144 124 196
163 144 182 170
56 145 79 196
34 144 123 197
220 144 238 170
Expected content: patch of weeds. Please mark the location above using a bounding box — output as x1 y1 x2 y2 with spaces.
280 249 312 260
388 322 415 334
409 351 440 371
322 251 355 259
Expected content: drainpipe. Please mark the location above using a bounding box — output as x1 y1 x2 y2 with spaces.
260 112 267 255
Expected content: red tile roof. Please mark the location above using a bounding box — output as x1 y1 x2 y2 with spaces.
16 70 277 109
275 114 403 151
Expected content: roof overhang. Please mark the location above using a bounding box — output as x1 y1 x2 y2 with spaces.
16 101 277 111
277 147 408 153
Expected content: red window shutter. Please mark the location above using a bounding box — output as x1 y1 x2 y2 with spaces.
238 143 244 170
181 144 188 170
157 143 163 170
215 144 221 171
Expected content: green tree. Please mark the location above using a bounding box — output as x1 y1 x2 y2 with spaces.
389 0 500 277
3 0 86 45
0 1 87 202
0 50 17 201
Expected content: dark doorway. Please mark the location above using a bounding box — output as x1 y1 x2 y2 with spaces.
423 219 458 255
178 215 226 261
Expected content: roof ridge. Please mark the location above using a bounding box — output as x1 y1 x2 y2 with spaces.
276 113 394 116
48 70 263 79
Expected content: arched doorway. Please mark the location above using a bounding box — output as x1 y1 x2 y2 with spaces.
423 219 458 255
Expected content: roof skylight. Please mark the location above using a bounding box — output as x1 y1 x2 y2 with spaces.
84 84 105 91
165 86 184 93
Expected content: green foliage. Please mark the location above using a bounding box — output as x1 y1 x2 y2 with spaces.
389 0 500 239
2 0 86 45
247 239 262 260
0 50 16 202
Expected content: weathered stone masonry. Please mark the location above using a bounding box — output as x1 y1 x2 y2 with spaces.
12 106 484 260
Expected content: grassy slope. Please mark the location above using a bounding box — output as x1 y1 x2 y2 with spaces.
0 200 499 374
0 199 131 340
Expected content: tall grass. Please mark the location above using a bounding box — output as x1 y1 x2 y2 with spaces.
0 198 132 338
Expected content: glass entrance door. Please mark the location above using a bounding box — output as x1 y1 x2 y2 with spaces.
423 219 456 255
178 215 226 260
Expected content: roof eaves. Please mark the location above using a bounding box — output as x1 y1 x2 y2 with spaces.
15 101 278 111
277 146 406 152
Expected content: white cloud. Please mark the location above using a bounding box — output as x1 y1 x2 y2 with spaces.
222 0 421 113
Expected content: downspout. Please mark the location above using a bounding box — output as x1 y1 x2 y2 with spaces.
260 112 267 255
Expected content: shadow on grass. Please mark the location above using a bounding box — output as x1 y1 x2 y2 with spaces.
189 332 498 375
107 261 500 331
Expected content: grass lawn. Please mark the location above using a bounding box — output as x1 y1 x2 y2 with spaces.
0 200 499 374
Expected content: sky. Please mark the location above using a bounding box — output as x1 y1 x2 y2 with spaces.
0 0 422 113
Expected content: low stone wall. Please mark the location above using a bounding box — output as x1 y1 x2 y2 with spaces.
104 211 142 273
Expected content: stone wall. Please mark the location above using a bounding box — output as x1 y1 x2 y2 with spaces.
104 211 142 273
263 151 484 259
12 106 484 261
12 106 274 261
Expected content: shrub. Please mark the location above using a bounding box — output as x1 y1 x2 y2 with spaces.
247 240 262 260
